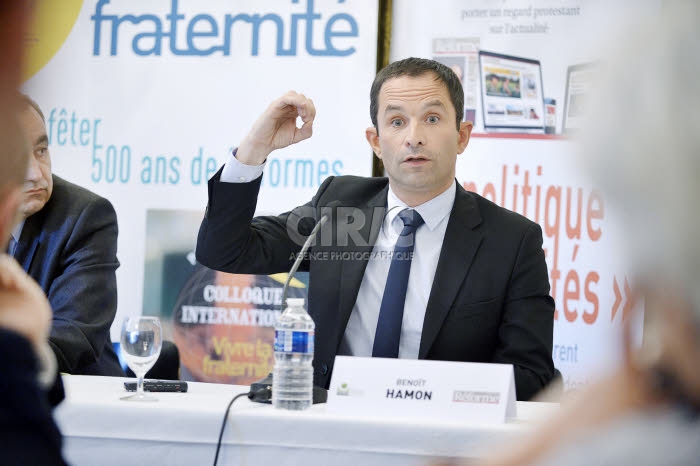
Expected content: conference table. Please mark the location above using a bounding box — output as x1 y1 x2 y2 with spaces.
54 375 558 466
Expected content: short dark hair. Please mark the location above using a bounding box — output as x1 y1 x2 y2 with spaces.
20 93 45 121
370 57 464 131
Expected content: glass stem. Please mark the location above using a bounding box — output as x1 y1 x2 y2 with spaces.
137 373 145 396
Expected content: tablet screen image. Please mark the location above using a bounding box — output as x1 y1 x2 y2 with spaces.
479 50 545 133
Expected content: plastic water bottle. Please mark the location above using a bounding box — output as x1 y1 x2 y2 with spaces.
272 298 315 410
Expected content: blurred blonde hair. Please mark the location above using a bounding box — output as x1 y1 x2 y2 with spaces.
0 95 28 192
581 1 700 321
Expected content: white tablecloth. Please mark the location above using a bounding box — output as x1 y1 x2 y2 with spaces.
54 375 558 466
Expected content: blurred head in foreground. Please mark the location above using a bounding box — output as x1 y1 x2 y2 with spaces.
0 98 27 249
476 3 700 466
0 1 30 245
582 0 700 408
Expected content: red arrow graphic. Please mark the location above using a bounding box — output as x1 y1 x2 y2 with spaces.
611 277 622 322
611 276 633 322
622 278 633 322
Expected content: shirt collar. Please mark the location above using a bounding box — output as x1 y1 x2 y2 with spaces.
11 220 24 243
385 180 456 232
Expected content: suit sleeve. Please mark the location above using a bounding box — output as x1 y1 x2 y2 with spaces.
48 196 120 375
493 222 555 401
196 168 333 275
0 329 67 465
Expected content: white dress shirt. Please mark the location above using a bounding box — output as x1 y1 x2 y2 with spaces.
338 182 454 359
220 149 265 183
220 150 455 359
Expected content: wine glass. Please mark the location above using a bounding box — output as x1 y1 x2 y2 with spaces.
120 316 162 401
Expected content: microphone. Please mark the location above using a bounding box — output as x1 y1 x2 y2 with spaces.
280 200 341 307
250 201 340 404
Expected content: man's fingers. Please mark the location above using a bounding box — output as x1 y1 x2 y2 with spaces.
0 254 24 290
293 95 315 143
299 97 316 123
0 254 52 348
274 91 307 112
241 91 317 161
275 91 315 122
274 92 315 145
294 119 314 143
294 94 315 123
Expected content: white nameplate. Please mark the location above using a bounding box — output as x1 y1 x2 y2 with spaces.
327 356 516 424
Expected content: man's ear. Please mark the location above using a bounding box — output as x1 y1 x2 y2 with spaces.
0 187 21 251
457 120 473 154
365 126 381 159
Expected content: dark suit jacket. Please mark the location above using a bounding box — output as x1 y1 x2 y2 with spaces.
197 172 554 400
15 175 124 376
0 329 67 466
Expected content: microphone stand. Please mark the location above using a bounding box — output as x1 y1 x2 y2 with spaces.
280 214 328 307
250 207 335 404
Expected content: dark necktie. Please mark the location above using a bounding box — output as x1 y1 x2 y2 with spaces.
372 209 424 358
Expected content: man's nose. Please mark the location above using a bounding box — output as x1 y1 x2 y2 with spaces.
405 122 426 148
26 155 41 182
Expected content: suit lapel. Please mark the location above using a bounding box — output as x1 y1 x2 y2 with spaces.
419 184 483 358
14 214 43 273
335 186 388 348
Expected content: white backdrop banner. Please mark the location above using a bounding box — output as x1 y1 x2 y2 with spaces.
23 0 378 343
391 0 659 389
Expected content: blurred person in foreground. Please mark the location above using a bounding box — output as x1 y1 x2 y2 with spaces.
0 2 68 464
446 3 700 466
13 95 123 377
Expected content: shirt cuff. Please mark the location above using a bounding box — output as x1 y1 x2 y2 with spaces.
220 147 265 183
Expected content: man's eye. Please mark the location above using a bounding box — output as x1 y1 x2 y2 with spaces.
390 119 404 127
36 147 49 157
427 115 440 124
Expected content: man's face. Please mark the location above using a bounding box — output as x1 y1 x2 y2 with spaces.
19 105 52 219
366 72 471 206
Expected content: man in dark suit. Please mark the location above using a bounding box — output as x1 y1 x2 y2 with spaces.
14 95 123 376
196 58 554 400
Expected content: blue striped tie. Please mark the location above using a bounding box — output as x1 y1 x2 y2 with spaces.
372 209 424 358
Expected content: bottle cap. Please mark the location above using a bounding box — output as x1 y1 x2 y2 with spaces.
286 298 305 308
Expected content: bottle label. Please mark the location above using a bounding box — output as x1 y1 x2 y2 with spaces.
274 330 314 354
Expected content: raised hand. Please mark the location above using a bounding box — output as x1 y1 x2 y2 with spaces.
236 91 316 166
